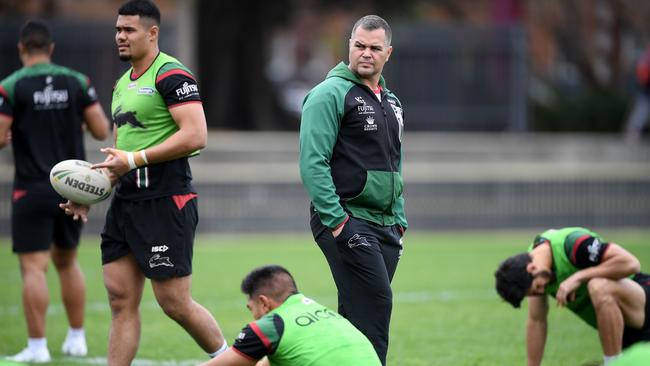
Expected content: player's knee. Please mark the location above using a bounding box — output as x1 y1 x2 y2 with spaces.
18 253 49 275
158 296 191 322
51 253 76 270
106 287 138 316
20 266 47 282
587 278 617 307
371 285 393 310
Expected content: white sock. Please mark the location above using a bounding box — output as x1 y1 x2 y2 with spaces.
28 337 47 351
67 327 85 340
208 341 228 358
603 354 621 365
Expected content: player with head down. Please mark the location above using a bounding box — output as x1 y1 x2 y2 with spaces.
495 227 650 366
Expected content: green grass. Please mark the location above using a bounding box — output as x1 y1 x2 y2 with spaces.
1 229 649 365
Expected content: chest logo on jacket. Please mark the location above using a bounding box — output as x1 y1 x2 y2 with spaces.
364 116 377 131
355 95 375 115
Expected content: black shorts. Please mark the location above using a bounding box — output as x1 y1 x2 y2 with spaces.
623 272 650 349
12 187 82 253
100 194 198 280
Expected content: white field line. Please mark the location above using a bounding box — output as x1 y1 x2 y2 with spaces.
0 356 205 366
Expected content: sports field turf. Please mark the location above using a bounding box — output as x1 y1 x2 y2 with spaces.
1 229 649 365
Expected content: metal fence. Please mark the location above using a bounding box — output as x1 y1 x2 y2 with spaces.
1 130 649 234
0 179 648 236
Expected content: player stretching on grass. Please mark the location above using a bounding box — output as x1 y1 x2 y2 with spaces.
0 20 109 363
199 265 381 366
495 227 650 366
62 1 227 364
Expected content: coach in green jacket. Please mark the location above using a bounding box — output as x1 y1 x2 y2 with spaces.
299 15 406 365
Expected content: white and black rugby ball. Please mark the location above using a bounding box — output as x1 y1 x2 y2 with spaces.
50 159 112 205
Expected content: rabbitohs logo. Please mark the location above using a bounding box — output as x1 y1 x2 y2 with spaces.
113 106 145 129
347 234 371 248
149 254 174 268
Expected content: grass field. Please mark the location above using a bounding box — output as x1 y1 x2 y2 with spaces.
1 229 649 366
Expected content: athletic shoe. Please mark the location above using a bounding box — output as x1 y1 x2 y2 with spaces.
62 336 87 357
7 347 51 363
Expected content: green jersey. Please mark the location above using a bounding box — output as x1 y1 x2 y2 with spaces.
111 52 202 200
611 343 650 366
528 227 610 328
233 293 381 365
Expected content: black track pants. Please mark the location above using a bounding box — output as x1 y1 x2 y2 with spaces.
310 207 403 365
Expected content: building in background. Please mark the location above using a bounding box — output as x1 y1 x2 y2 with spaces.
2 0 650 132
0 0 648 234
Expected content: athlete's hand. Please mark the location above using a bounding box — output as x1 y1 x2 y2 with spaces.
555 274 581 307
332 225 344 238
92 147 132 177
331 217 349 238
100 165 120 187
59 200 90 223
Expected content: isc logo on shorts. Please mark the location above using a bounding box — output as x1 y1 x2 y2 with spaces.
151 245 169 253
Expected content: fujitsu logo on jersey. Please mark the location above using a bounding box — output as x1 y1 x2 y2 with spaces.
175 82 198 97
33 84 69 108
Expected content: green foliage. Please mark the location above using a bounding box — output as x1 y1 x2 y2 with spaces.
0 230 649 365
532 90 631 132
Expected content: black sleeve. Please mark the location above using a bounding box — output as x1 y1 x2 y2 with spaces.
567 235 610 268
232 315 284 360
0 86 12 118
532 235 549 248
81 78 99 108
155 70 201 107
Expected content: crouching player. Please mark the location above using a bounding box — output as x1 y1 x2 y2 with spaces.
495 227 650 366
199 265 381 366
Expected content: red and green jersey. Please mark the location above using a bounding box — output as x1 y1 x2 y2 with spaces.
0 62 97 189
111 52 201 200
233 294 381 366
528 227 610 328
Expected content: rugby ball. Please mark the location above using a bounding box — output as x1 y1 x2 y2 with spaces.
50 159 112 205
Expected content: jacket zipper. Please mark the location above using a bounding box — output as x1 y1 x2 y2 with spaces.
372 87 396 226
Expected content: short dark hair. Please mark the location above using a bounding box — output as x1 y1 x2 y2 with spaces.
351 15 392 46
118 0 160 25
241 265 298 302
494 253 533 308
19 20 52 54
